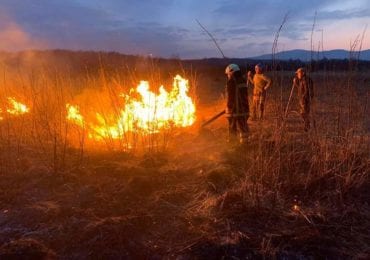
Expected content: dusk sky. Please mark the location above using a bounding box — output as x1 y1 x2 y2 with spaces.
0 0 369 58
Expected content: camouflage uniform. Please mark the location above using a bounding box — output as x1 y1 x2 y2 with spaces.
294 75 314 130
248 73 272 120
225 71 249 143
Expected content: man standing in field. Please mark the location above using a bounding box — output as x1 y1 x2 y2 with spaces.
293 67 314 131
225 64 249 144
247 63 272 120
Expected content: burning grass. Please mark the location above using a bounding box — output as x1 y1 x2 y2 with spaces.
0 60 369 258
66 75 195 142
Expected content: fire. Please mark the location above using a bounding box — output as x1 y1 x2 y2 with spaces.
67 75 196 140
66 104 84 127
0 98 30 120
6 97 30 115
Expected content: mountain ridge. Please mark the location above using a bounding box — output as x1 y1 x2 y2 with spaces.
249 49 370 61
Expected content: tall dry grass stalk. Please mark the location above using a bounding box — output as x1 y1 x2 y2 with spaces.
0 52 368 258
310 11 317 71
271 12 289 120
0 59 199 174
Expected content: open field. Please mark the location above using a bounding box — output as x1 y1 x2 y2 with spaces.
0 52 369 259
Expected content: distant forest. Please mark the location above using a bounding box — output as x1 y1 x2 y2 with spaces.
0 50 370 76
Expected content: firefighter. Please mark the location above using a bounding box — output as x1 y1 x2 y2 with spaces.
225 64 249 144
247 63 272 120
293 67 314 131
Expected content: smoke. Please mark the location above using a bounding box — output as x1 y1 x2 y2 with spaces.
0 12 47 51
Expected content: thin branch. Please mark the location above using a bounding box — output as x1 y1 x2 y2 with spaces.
196 19 226 59
349 34 361 61
272 12 289 68
310 11 317 70
357 24 368 61
316 29 324 59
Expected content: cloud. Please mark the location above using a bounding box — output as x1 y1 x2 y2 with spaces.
0 0 369 58
0 0 187 56
317 8 370 20
212 0 339 22
236 41 272 56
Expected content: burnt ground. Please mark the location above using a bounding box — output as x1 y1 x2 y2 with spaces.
0 112 369 259
0 72 369 259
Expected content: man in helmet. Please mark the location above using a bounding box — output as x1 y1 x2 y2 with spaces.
225 64 249 144
247 63 272 120
293 67 314 131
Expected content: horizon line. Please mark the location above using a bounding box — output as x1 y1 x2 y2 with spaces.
0 48 369 60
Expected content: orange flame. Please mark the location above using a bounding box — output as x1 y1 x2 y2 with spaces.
6 97 30 115
67 75 196 140
0 98 30 120
66 103 84 127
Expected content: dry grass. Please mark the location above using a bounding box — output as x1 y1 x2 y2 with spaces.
0 56 369 259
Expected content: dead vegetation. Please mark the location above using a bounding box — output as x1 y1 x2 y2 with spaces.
0 55 369 259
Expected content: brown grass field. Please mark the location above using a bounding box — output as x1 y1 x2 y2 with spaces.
0 52 369 259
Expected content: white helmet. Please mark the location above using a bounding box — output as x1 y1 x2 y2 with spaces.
225 64 240 75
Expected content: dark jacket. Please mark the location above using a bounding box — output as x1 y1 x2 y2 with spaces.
226 71 249 117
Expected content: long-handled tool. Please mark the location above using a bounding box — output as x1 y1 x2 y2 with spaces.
284 82 296 118
201 110 225 128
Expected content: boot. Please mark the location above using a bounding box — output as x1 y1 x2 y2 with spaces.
304 119 310 132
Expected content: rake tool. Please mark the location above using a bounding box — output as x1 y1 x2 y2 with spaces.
284 82 296 118
201 110 225 128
